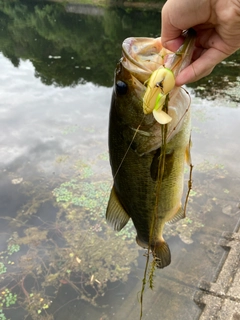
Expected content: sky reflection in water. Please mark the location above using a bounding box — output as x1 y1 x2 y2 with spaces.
0 2 239 320
0 54 111 170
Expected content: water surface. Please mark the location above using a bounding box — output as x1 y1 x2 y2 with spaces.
0 1 239 320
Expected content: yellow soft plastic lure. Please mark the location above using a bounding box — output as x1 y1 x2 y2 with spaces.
143 67 175 124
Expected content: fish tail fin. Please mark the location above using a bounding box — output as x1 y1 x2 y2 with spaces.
152 241 171 269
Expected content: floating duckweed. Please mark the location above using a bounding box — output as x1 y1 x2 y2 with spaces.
185 218 193 224
0 262 6 275
189 190 197 197
224 189 230 194
195 160 228 175
117 220 135 240
80 166 93 179
53 187 72 202
74 161 94 179
98 152 109 161
0 289 17 309
7 244 20 255
53 180 111 219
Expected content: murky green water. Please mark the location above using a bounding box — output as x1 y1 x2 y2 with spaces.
0 1 239 319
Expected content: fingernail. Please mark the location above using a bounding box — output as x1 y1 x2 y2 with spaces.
163 38 184 52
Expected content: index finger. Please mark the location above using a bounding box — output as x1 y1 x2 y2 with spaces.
161 4 183 50
161 0 207 51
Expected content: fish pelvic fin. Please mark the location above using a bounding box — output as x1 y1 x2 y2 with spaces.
106 186 130 231
167 206 185 224
152 241 171 269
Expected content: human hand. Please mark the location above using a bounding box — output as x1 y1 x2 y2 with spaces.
161 0 240 86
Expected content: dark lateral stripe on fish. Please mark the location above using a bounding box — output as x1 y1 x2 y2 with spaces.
150 148 175 181
106 186 130 231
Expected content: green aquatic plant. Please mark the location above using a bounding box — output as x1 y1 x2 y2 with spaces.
53 179 111 220
138 92 193 320
7 244 20 256
117 220 135 240
0 289 17 308
0 289 17 320
0 309 6 320
195 160 228 177
189 190 197 197
0 157 138 319
0 263 6 275
98 152 109 161
53 186 73 203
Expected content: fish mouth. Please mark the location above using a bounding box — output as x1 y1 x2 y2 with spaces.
121 29 196 84
122 37 165 84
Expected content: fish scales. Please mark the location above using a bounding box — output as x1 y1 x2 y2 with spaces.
106 30 196 268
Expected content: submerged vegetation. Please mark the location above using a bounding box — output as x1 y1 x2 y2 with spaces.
0 2 239 320
0 157 138 319
0 140 232 319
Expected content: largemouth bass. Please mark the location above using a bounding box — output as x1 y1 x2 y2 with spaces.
106 30 196 268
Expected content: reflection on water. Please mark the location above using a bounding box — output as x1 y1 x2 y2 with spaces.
0 0 160 88
0 1 239 320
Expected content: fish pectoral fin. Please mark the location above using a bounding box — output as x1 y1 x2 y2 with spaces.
185 137 192 166
106 186 130 231
152 241 171 269
167 206 185 224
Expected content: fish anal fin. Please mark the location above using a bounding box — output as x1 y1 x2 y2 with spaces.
106 186 130 231
152 241 171 269
167 206 185 224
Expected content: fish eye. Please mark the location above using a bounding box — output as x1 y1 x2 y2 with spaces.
116 80 128 95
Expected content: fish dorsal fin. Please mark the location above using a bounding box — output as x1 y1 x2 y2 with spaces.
167 206 185 224
185 137 192 166
106 186 130 231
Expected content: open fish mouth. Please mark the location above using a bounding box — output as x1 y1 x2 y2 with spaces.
121 37 165 84
121 30 196 125
121 30 196 84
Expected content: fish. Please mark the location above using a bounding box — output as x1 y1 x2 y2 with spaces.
106 30 196 268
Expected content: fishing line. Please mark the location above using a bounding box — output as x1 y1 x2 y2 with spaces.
113 114 146 181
